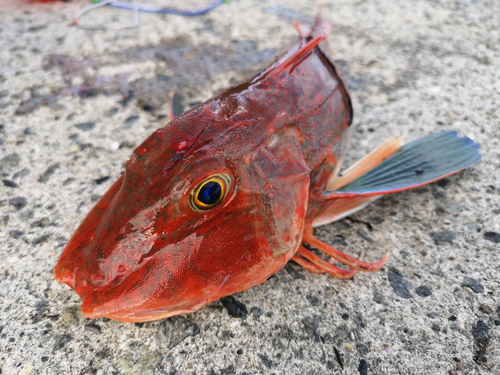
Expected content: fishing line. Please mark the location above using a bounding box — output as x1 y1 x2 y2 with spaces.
74 0 139 30
103 0 229 16
74 0 230 30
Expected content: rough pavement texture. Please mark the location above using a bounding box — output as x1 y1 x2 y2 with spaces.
1 1 499 374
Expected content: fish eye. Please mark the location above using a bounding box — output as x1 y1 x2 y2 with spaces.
190 174 231 211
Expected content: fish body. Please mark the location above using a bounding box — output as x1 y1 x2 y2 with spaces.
54 18 480 322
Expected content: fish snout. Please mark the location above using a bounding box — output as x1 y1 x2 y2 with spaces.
53 238 108 300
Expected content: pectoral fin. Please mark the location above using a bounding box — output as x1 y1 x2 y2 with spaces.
323 131 481 199
170 92 184 119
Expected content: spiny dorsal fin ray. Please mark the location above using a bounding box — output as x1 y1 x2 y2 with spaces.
273 35 325 75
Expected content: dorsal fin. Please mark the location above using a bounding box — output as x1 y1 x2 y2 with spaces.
293 8 332 40
273 35 325 75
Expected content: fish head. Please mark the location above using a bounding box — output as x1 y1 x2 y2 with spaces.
54 98 310 322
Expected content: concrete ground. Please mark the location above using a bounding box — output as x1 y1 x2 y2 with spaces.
0 0 499 374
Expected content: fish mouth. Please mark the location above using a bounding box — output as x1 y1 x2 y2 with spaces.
80 290 204 322
82 303 194 322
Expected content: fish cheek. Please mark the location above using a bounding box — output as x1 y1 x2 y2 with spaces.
196 212 265 272
184 210 272 298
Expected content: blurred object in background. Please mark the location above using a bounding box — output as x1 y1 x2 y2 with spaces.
73 0 230 30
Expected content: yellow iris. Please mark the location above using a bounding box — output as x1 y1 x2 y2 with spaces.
190 174 230 211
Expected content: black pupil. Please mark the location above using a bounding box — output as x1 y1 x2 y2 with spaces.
198 181 222 206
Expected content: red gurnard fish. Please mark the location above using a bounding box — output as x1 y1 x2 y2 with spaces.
54 16 481 322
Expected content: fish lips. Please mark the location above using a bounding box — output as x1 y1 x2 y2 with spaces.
77 241 218 322
80 288 202 323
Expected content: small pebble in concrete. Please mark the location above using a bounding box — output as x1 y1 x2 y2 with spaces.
430 230 456 245
387 267 412 299
356 228 374 243
461 277 484 293
116 351 162 375
90 194 102 202
9 196 27 210
456 360 465 372
306 294 321 306
94 176 110 185
257 353 274 369
354 314 366 328
483 231 500 243
373 288 385 304
53 334 72 351
35 300 49 313
301 315 321 336
437 178 451 188
1 153 21 169
31 217 49 228
32 234 51 245
415 285 433 297
84 323 102 334
3 179 18 188
435 199 462 216
9 229 24 239
369 216 384 224
472 320 490 364
358 359 368 375
356 343 369 356
124 115 139 128
13 168 30 179
74 122 95 131
38 163 60 183
106 107 119 117
478 304 493 314
250 306 264 320
158 316 200 349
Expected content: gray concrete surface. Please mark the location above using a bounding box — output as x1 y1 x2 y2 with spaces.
1 0 499 374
